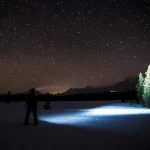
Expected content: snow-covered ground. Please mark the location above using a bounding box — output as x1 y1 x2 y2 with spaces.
1 100 150 150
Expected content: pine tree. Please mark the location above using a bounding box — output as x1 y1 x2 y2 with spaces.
143 65 150 107
136 72 144 105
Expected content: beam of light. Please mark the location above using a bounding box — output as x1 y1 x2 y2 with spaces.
39 104 150 126
36 86 52 91
39 111 90 125
40 115 88 125
84 104 150 116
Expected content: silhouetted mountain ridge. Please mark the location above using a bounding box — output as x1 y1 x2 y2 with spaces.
21 89 42 96
61 77 138 95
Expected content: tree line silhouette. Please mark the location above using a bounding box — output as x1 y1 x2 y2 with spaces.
0 90 138 103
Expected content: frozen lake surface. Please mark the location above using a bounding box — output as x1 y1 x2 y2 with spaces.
0 100 150 150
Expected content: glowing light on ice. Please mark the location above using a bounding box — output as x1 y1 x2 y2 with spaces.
39 104 150 125
85 106 150 116
40 113 89 125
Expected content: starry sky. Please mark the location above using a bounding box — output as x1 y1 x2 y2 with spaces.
0 0 150 94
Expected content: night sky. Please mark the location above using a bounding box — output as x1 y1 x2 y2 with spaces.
0 0 150 94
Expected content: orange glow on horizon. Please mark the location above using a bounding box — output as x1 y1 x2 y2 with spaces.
49 89 68 94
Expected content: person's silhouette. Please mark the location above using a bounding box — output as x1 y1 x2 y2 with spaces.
24 88 39 125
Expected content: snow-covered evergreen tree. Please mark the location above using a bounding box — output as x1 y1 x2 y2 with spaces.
136 72 144 105
143 65 150 107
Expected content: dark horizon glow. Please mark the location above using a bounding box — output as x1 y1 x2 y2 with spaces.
0 0 150 93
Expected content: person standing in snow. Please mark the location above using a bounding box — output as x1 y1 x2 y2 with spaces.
24 88 39 125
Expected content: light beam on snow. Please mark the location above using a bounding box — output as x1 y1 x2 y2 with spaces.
39 104 150 126
85 105 150 116
40 114 88 125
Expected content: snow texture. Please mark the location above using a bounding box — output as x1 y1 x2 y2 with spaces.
0 100 150 150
